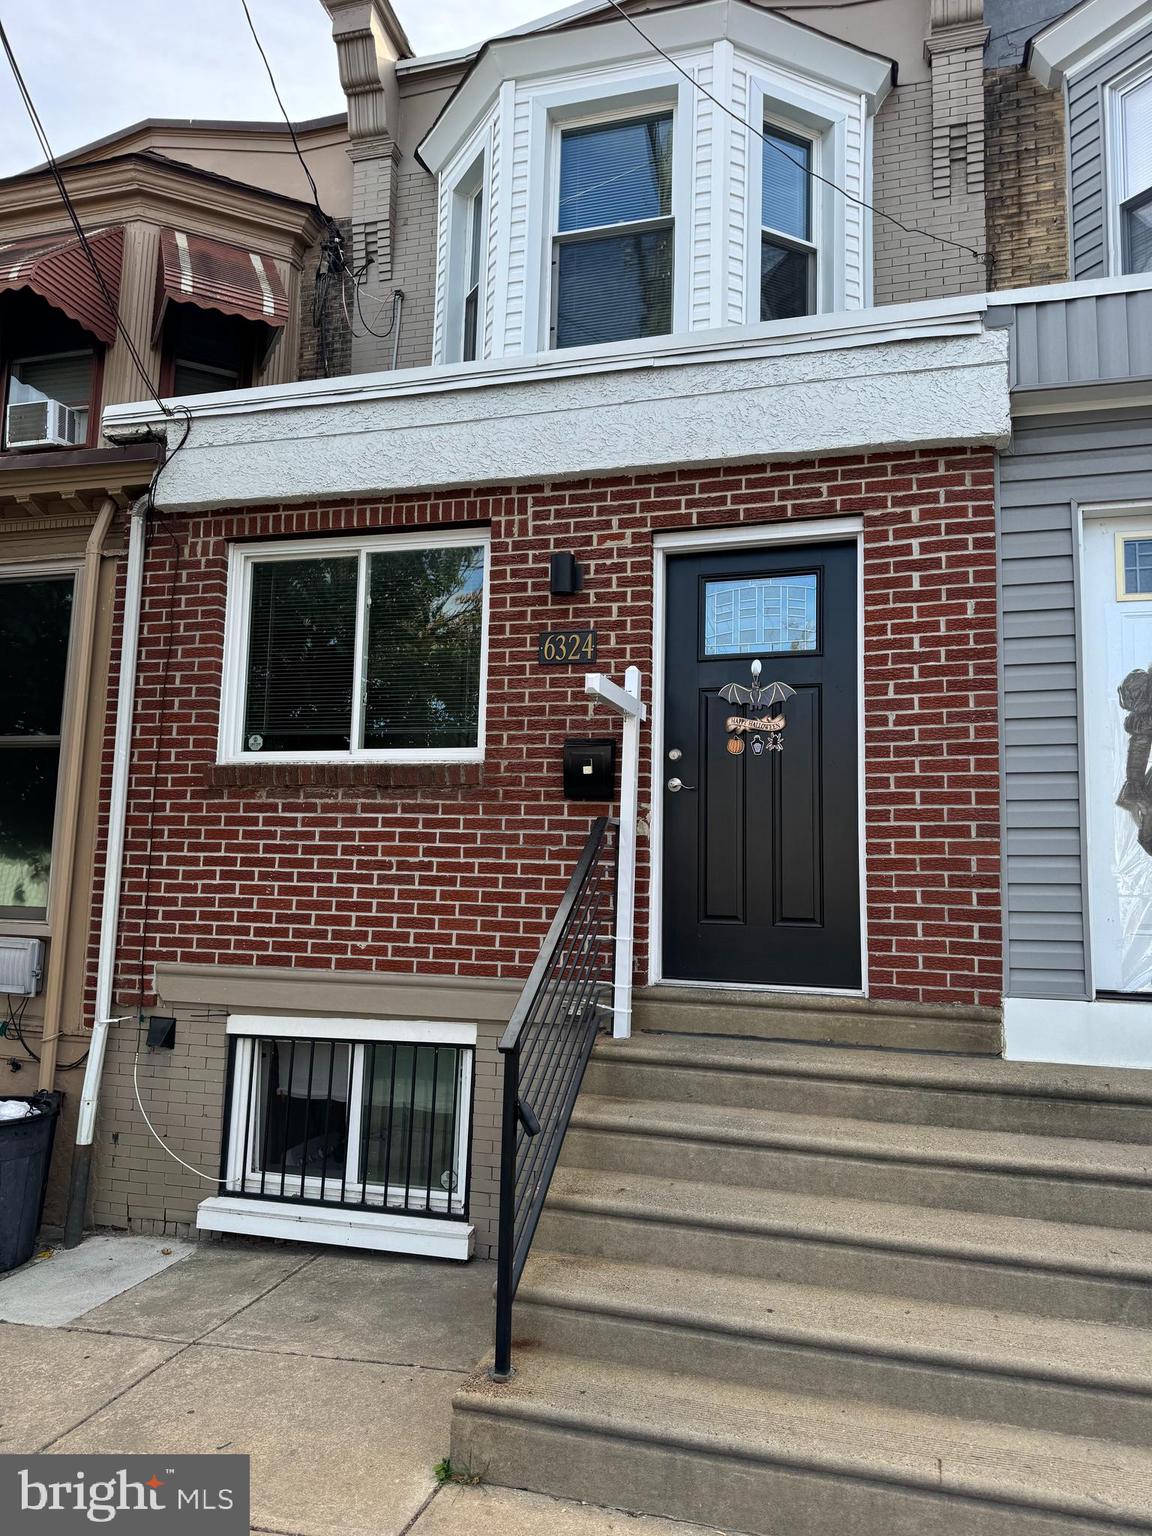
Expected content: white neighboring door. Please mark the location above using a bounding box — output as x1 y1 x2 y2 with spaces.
1083 513 1152 994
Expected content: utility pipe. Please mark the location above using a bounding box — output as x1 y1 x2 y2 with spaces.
584 666 646 1039
63 493 150 1248
37 497 117 1089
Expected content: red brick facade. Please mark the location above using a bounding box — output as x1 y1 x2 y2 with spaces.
103 446 1000 1014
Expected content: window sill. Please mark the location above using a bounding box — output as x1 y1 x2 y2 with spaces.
206 761 487 792
197 1195 474 1260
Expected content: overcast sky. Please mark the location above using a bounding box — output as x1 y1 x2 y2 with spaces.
0 1 552 177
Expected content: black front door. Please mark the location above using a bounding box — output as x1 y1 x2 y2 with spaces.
661 541 860 988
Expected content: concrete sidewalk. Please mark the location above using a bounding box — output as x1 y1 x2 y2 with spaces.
0 1237 723 1536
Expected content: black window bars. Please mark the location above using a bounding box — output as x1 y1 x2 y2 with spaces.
492 815 619 1380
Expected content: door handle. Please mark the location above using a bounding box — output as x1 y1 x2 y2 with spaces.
667 777 696 792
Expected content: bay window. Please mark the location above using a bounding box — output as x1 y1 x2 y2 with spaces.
1116 70 1152 274
0 571 75 921
761 125 816 321
222 529 488 762
552 110 674 349
6 351 95 446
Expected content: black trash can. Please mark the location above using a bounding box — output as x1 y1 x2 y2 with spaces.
0 1091 61 1273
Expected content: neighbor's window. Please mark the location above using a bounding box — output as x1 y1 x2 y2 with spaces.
228 532 488 760
164 304 256 397
1117 72 1152 273
552 111 674 349
462 184 486 362
0 573 75 920
761 126 816 321
5 352 95 446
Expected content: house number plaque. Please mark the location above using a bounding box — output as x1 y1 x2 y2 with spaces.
538 628 598 665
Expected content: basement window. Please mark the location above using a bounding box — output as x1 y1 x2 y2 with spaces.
221 529 489 763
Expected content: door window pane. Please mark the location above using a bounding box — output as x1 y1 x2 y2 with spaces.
1123 538 1152 594
559 113 673 233
762 129 810 241
704 573 818 656
243 556 358 752
362 545 484 750
362 1042 462 1196
761 239 813 322
0 575 74 918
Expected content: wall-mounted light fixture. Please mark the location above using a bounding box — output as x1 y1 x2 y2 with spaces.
549 552 584 597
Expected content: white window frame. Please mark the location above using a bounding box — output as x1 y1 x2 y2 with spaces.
444 148 489 365
0 559 81 935
1106 58 1152 276
757 113 822 322
220 1016 475 1219
218 527 491 765
547 99 679 351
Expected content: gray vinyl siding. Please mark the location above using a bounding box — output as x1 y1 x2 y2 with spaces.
1000 403 1152 999
1068 22 1152 280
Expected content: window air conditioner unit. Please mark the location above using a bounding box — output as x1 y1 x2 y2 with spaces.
5 396 82 451
0 937 44 997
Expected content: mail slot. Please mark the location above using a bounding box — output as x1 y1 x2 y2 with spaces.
563 738 616 801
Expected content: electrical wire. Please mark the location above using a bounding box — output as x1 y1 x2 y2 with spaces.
0 19 175 418
3 995 89 1072
353 270 404 340
599 0 987 271
133 1021 220 1181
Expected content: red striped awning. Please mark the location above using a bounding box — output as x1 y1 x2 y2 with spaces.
0 225 123 345
154 228 288 340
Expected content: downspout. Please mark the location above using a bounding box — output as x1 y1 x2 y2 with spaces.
37 497 117 1090
63 493 150 1248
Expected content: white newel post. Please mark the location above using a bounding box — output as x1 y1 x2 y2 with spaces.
584 666 646 1039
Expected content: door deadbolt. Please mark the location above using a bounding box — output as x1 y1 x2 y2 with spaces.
667 747 682 761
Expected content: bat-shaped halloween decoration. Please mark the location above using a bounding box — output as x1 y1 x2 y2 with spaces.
718 659 797 710
719 662 797 754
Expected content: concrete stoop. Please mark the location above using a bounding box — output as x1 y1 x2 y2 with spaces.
451 1009 1152 1535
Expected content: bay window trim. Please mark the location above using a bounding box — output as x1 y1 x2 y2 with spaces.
1106 58 1152 276
218 527 491 766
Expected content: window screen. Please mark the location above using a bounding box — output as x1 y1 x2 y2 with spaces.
554 112 674 350
0 575 74 918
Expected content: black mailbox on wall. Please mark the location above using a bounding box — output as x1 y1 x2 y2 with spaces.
563 738 616 801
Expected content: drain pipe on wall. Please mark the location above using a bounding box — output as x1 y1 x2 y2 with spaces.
63 493 150 1248
585 666 646 1039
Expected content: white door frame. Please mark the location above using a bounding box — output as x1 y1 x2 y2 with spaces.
649 516 867 995
1079 499 1152 998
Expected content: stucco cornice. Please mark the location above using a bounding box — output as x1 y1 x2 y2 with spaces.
103 298 1009 513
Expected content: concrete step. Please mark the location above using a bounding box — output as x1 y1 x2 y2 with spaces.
584 1034 1152 1142
514 1251 1152 1445
633 984 1001 1053
538 1166 1152 1324
563 1094 1152 1228
452 1351 1152 1535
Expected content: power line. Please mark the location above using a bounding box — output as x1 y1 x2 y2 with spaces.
239 0 325 218
0 18 175 417
600 0 986 270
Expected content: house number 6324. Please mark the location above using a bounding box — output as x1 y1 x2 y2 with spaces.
538 629 598 665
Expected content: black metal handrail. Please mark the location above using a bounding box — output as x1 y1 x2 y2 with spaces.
491 816 618 1380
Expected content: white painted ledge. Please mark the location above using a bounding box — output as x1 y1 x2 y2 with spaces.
104 308 1010 512
196 1196 475 1260
1004 997 1152 1070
